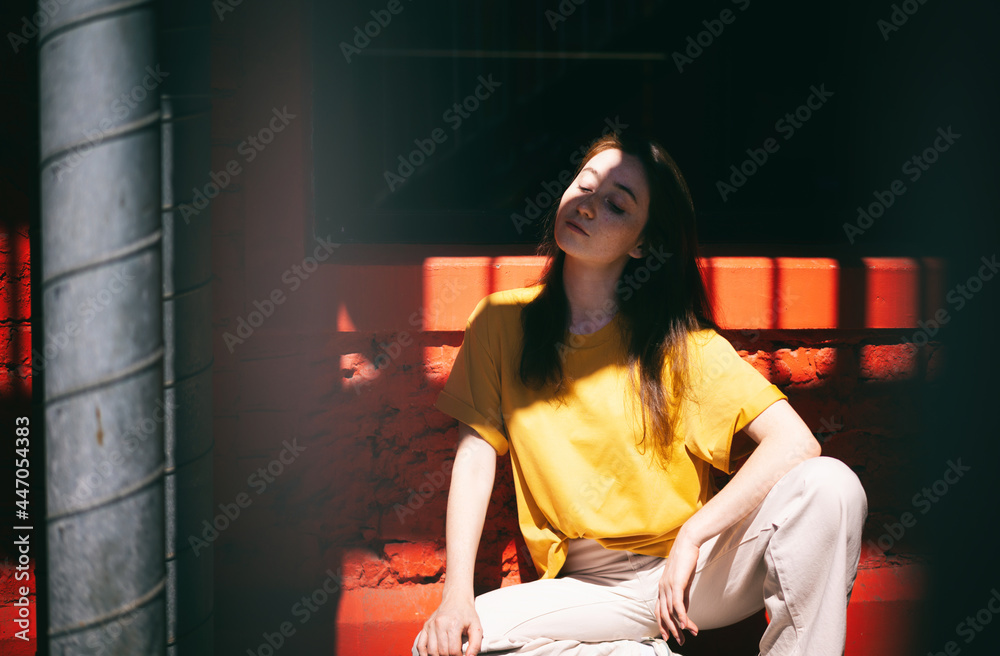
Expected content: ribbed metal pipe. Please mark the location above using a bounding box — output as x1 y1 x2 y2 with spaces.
159 1 215 654
39 1 165 654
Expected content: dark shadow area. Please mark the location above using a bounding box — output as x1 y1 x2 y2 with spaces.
312 0 988 249
0 0 46 649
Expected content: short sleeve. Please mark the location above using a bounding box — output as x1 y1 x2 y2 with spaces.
681 330 787 474
434 296 510 456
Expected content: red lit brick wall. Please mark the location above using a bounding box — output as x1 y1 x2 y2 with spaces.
0 0 34 414
0 228 31 401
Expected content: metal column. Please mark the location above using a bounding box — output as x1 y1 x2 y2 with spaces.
39 1 165 653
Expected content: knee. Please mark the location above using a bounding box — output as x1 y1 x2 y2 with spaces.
790 456 868 521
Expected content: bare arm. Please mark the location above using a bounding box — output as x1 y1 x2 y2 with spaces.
656 399 822 645
677 398 821 547
441 422 498 602
415 422 497 656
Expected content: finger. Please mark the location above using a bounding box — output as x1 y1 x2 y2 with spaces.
664 608 682 645
655 592 664 626
667 586 688 646
415 629 427 656
426 627 439 656
679 576 698 635
658 594 681 645
671 581 691 632
687 616 700 635
446 624 462 656
467 623 484 656
654 595 667 641
683 579 698 635
654 594 663 631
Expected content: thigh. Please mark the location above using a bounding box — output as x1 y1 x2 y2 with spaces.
683 523 771 630
476 575 659 649
623 539 767 635
683 457 840 630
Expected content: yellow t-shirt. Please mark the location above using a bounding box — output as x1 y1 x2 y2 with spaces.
434 284 787 580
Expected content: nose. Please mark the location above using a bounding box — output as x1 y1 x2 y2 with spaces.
576 194 596 219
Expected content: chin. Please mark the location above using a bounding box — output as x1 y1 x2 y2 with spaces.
553 231 577 259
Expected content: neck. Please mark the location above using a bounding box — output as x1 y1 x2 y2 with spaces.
561 254 625 330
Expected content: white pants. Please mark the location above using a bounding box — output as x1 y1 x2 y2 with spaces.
416 456 868 656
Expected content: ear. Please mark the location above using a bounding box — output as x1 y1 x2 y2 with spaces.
628 240 645 260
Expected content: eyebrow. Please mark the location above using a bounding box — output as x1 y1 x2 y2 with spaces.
581 166 638 204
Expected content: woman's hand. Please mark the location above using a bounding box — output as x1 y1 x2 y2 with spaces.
414 595 484 656
655 533 701 647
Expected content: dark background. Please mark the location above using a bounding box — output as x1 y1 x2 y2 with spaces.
313 0 996 253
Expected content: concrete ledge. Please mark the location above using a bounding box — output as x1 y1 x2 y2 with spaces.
847 560 927 656
336 585 441 656
333 558 926 656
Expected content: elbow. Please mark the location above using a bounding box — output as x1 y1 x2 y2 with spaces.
804 433 823 460
779 429 821 463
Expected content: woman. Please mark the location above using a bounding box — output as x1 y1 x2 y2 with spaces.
412 132 867 656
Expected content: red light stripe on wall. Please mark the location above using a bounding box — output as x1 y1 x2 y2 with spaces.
330 255 946 332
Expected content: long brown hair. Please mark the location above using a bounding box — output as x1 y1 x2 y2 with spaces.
518 131 717 470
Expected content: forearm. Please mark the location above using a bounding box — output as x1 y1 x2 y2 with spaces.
679 408 821 547
441 426 497 602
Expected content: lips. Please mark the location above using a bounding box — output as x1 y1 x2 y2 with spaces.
565 220 588 236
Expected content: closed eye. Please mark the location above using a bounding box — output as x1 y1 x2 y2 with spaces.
578 183 624 214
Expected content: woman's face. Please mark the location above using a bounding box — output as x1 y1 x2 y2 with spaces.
554 148 651 268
